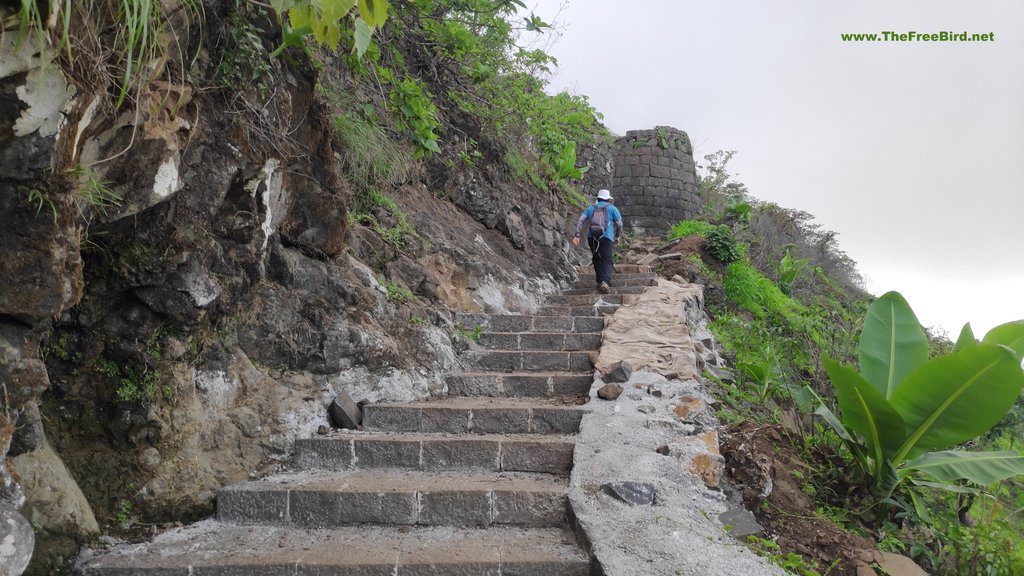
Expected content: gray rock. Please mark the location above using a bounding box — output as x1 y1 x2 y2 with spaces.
636 253 659 266
636 405 656 414
709 366 735 385
0 502 33 576
11 441 99 537
719 506 764 538
596 383 623 400
329 392 361 429
9 401 45 456
603 360 633 383
601 482 657 506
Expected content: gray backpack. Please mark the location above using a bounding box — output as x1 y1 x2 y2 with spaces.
589 205 608 236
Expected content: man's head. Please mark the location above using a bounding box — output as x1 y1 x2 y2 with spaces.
596 189 613 202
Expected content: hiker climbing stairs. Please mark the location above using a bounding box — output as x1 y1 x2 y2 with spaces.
76 265 657 575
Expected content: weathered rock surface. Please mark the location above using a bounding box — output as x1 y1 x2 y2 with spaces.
0 501 35 576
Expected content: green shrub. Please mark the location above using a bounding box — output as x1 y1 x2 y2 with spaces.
667 220 743 263
668 219 718 240
385 282 415 302
705 226 743 263
723 261 803 321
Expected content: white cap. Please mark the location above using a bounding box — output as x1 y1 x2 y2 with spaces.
597 189 613 201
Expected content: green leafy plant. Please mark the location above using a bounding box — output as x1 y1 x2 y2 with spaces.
726 199 751 225
745 535 837 575
268 0 390 57
778 248 809 295
378 67 441 158
217 3 274 95
705 226 743 263
738 355 782 403
543 136 587 181
348 189 421 251
808 291 1024 501
384 281 415 302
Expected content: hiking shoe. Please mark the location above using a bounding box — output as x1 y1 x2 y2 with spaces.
598 282 610 294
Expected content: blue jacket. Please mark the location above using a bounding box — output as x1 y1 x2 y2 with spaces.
576 201 623 241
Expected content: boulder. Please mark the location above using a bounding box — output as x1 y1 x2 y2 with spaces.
0 502 34 576
602 360 632 383
328 392 361 429
596 383 623 400
10 441 100 538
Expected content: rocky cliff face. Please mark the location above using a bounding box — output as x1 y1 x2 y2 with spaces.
1 3 581 572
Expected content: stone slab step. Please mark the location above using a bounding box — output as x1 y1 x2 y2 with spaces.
461 350 593 372
456 313 604 334
569 273 658 287
547 294 624 306
218 470 569 528
446 372 594 398
575 264 650 274
363 397 587 435
477 331 601 352
77 521 590 575
562 285 647 296
294 432 575 475
536 304 618 317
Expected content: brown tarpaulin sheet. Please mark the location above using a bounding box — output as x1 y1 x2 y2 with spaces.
595 278 700 380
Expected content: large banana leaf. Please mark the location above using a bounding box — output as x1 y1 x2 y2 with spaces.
890 345 1024 462
902 450 1024 485
859 291 929 399
953 323 976 353
982 320 1024 362
825 359 905 464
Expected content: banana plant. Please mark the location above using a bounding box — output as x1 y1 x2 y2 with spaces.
810 291 1024 499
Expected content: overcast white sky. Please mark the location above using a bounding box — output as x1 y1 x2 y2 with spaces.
525 0 1024 337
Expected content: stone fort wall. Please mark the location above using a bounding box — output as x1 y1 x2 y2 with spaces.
611 126 699 237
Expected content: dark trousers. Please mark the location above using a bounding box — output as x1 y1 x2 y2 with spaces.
588 236 614 285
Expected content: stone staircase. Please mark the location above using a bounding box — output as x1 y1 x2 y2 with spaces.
76 265 657 576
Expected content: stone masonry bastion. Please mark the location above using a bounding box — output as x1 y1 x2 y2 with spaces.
611 126 700 237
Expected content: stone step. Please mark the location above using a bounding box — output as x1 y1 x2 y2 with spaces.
218 470 570 528
569 273 658 287
536 304 618 317
456 313 604 334
562 285 648 296
363 397 587 435
476 331 601 352
547 294 624 306
575 264 650 274
294 432 575 476
446 372 594 398
461 350 593 372
76 521 590 575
